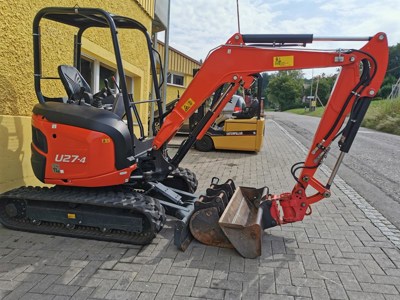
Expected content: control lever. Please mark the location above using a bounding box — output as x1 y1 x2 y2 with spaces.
112 76 122 93
104 79 112 96
78 87 85 105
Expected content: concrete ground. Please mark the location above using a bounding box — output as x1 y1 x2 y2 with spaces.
1 119 400 300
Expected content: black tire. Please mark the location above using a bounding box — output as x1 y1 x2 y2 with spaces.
162 167 198 193
195 135 214 152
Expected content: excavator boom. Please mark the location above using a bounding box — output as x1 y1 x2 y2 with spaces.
153 32 388 257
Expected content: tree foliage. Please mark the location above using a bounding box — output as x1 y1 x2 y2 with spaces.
266 71 304 110
304 74 337 105
388 43 400 79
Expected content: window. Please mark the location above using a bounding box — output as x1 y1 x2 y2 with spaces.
99 64 116 90
167 72 184 87
81 58 93 88
80 55 134 95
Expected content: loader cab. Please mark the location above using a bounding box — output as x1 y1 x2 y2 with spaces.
31 7 164 186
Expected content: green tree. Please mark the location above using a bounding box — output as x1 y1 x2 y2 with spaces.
378 74 397 98
266 71 304 110
387 43 400 79
304 74 337 105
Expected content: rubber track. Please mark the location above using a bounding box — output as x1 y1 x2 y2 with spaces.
0 186 165 245
167 167 198 193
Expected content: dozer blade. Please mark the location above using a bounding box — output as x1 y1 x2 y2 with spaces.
219 186 276 258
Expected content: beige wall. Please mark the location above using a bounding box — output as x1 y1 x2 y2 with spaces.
0 0 155 192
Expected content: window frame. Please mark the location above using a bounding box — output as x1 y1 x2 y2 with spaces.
80 55 134 95
167 72 185 87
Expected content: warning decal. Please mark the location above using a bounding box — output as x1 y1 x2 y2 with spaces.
181 98 195 112
273 56 294 68
67 213 76 219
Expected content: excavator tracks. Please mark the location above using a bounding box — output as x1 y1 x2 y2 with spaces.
0 186 165 245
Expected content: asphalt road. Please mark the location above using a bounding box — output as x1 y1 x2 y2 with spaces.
268 111 400 230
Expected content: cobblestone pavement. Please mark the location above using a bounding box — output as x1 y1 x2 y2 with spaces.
1 119 400 300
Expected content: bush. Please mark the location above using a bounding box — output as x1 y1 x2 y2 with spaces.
362 98 400 135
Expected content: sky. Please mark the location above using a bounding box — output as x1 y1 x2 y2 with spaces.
165 0 400 78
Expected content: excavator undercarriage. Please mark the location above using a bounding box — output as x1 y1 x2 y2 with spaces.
0 7 389 258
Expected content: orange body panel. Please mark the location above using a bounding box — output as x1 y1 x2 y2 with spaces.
32 114 136 187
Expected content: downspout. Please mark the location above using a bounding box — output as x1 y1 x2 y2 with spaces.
162 0 171 112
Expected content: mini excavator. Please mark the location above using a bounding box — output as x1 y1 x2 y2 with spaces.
0 7 388 258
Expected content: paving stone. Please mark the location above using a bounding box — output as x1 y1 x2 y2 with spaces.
276 285 311 298
291 277 325 288
174 276 195 296
360 282 399 295
149 273 180 285
137 292 156 300
288 261 306 278
311 287 330 300
155 283 176 300
44 284 80 296
259 294 294 300
191 286 224 299
93 270 123 280
30 274 60 293
347 291 385 300
211 279 242 291
105 289 140 300
113 272 137 290
224 290 241 300
91 279 117 298
154 258 173 274
274 269 291 286
128 282 161 293
135 265 156 281
0 280 23 291
194 269 213 287
113 263 142 272
71 286 95 300
325 281 348 299
3 282 36 300
168 267 198 277
338 272 362 291
20 292 55 300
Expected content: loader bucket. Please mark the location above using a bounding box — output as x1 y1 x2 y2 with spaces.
219 186 275 258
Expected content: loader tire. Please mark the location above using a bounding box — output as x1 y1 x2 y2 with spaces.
195 135 214 152
162 167 198 193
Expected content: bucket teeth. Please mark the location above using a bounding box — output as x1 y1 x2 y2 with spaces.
206 179 236 199
194 192 227 214
189 179 238 248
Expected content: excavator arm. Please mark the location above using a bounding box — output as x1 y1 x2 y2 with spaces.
152 32 388 256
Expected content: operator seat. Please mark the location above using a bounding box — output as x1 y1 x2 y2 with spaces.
58 65 92 101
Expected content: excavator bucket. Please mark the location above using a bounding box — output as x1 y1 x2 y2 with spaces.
189 179 236 248
219 186 275 258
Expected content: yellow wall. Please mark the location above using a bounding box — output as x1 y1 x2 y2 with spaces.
0 0 155 192
157 42 201 103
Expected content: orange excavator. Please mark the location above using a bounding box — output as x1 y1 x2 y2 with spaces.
0 7 388 258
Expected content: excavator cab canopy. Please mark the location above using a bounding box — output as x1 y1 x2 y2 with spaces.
33 7 163 141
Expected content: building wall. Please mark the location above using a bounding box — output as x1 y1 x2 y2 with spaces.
0 0 155 192
157 41 201 103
